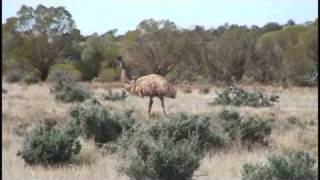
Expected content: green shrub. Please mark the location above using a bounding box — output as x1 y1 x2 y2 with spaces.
242 151 318 180
118 130 201 180
212 86 279 107
103 89 127 101
217 109 272 145
239 117 272 145
70 103 135 146
199 87 210 94
117 113 224 180
217 109 242 140
98 67 121 82
5 69 24 83
148 113 224 154
24 74 40 85
17 119 81 166
49 63 82 81
49 70 91 102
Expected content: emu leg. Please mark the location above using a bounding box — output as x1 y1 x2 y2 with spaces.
148 97 153 115
160 97 166 115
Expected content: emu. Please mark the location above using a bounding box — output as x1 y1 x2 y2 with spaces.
116 56 176 115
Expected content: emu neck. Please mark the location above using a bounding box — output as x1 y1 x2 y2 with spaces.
119 60 134 93
121 69 130 83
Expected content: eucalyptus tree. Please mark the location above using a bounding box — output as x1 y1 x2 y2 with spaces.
6 5 80 80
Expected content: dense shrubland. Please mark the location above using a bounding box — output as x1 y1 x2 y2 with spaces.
2 5 318 86
16 100 315 180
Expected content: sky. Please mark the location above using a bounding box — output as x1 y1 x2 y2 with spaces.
2 0 318 36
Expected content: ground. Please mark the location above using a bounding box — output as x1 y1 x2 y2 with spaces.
2 82 318 180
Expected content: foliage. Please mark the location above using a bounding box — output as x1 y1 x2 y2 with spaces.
217 109 242 140
242 151 318 180
238 117 272 145
49 63 82 81
103 89 127 101
199 87 210 94
148 113 224 154
252 24 317 85
262 22 282 33
212 86 279 107
78 33 119 80
4 5 81 81
17 118 81 166
70 103 135 146
23 74 40 85
120 19 182 77
118 131 200 180
98 67 121 82
5 69 25 82
118 113 223 180
49 70 90 102
3 6 318 86
217 109 272 145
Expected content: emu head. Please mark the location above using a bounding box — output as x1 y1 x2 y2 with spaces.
116 56 124 68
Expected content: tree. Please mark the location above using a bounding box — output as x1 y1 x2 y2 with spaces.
6 5 78 80
78 32 119 80
262 22 282 33
253 25 312 84
121 19 182 77
284 24 318 85
212 26 256 82
2 17 20 74
253 31 284 83
286 19 296 26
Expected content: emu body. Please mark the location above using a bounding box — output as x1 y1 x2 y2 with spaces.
117 56 176 115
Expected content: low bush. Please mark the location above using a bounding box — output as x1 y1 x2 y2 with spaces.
212 86 279 107
17 118 81 166
70 103 135 146
49 70 90 102
199 87 210 94
217 109 242 140
5 69 24 83
118 113 224 180
103 89 127 101
217 109 272 145
238 117 272 145
118 130 201 180
148 113 224 154
24 74 40 85
242 151 318 180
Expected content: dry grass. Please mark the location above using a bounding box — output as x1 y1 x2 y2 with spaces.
2 82 318 180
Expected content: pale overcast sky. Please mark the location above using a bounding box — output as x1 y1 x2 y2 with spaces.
2 0 318 35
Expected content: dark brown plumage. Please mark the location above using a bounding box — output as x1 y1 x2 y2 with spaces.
117 56 176 115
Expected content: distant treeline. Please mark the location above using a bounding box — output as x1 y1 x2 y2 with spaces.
2 5 318 86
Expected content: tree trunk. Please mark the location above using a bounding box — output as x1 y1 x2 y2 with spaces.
40 68 49 81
